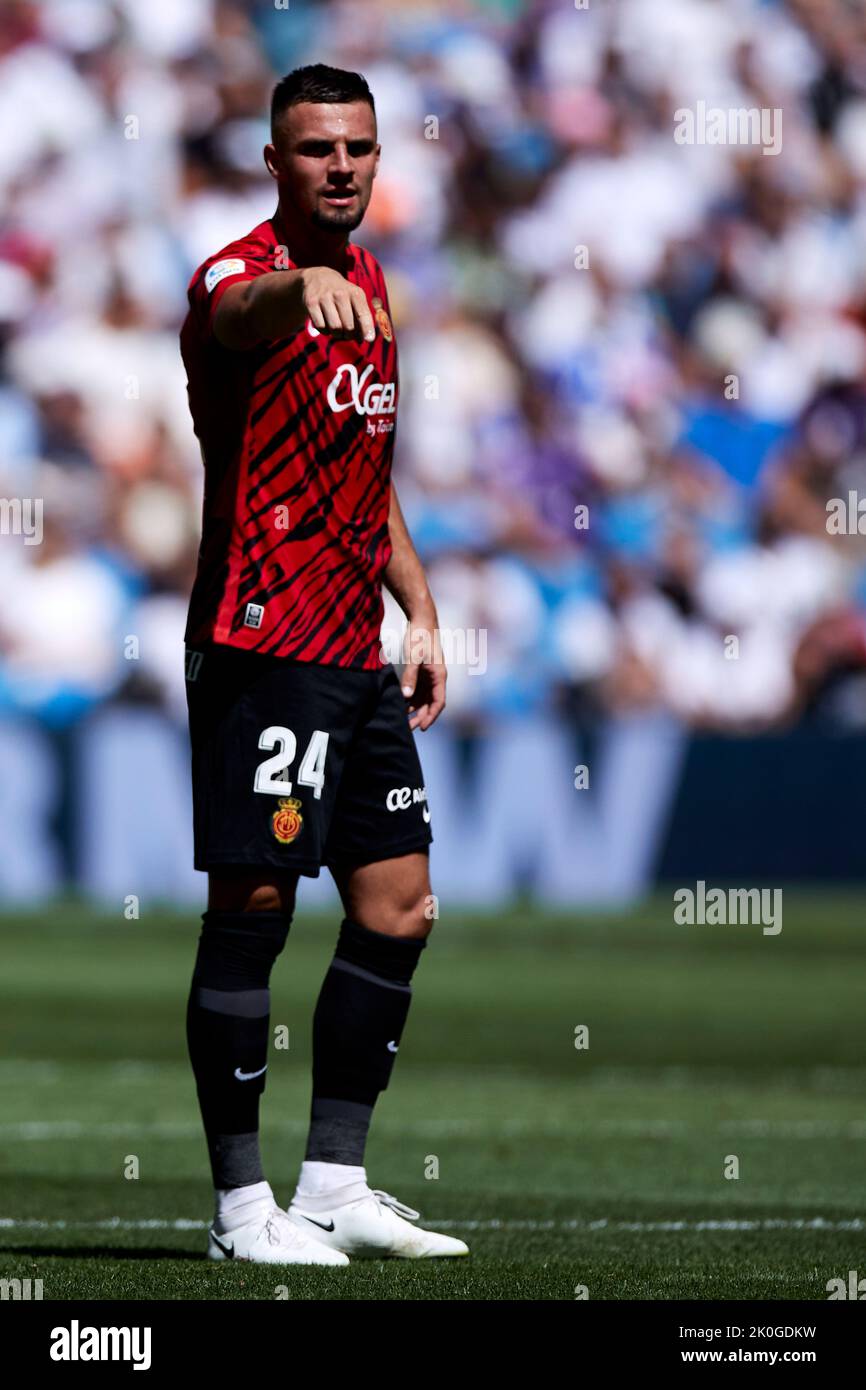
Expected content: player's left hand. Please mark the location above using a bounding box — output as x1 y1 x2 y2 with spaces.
401 622 446 731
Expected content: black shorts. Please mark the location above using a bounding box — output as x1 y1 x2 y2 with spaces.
185 643 432 876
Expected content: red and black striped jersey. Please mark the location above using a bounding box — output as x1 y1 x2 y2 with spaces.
180 212 397 669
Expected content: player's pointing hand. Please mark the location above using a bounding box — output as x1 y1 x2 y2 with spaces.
301 266 376 341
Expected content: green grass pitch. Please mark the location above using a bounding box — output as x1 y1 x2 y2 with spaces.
1 892 864 1300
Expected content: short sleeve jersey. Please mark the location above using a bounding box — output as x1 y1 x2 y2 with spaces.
180 211 398 668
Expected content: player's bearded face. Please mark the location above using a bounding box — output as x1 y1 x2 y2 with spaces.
268 101 380 235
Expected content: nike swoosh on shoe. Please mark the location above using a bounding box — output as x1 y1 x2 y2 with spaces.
300 1215 336 1233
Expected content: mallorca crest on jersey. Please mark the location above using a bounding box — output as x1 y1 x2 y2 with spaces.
372 296 392 341
272 797 303 845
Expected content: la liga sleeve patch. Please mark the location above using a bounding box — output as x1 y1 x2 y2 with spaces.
205 258 246 293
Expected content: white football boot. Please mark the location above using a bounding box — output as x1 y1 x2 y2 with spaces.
208 1203 350 1265
288 1180 469 1259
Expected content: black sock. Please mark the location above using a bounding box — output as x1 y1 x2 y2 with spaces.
305 918 427 1166
186 909 290 1189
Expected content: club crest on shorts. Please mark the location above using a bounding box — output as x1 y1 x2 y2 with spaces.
371 297 392 341
272 797 303 845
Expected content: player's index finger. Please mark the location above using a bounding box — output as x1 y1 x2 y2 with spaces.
353 287 376 341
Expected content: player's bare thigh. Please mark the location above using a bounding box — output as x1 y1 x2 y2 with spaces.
208 869 300 915
331 851 433 941
206 853 433 939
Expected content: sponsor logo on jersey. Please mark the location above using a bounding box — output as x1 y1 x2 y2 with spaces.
386 785 428 812
372 296 392 341
272 796 303 844
204 258 245 293
244 602 264 629
326 362 396 417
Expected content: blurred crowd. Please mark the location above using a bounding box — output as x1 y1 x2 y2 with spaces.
3 0 866 732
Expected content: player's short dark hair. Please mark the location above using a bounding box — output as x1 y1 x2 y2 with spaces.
270 64 375 137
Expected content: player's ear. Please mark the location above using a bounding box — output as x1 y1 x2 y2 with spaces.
264 143 281 181
372 143 381 179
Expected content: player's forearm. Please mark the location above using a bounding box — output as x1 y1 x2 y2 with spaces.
214 265 376 350
384 485 436 623
214 271 309 349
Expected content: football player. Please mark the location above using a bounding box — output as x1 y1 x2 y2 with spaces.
179 64 466 1264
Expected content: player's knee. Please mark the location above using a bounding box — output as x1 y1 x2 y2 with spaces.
372 884 435 940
